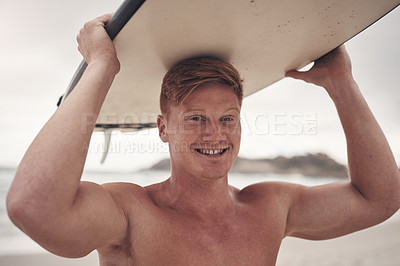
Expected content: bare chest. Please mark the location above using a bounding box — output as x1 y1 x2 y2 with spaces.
125 208 285 265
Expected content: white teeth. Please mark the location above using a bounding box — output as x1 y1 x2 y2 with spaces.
197 149 226 155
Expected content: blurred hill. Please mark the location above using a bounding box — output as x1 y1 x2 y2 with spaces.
145 153 348 178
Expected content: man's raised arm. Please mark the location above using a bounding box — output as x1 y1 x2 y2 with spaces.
6 15 128 257
284 45 400 239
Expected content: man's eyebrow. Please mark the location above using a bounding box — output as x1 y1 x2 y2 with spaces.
183 108 206 114
225 107 240 113
183 107 240 114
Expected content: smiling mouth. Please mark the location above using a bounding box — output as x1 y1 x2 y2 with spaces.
195 148 229 156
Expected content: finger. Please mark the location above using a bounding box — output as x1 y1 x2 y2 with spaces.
285 69 316 84
337 44 346 51
82 13 112 30
96 13 113 25
285 70 306 80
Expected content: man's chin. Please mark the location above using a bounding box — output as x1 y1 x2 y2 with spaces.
194 164 231 181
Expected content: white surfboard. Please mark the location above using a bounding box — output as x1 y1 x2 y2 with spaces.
61 0 400 132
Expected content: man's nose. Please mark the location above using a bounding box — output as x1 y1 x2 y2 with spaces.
202 120 226 141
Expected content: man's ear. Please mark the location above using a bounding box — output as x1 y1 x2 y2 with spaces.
157 115 168 143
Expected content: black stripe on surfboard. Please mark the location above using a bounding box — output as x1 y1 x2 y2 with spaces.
57 0 146 107
95 123 157 130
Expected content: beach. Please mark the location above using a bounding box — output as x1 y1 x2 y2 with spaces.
278 217 400 266
1 169 399 265
1 217 399 266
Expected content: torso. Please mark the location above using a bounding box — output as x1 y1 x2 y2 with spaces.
97 181 292 266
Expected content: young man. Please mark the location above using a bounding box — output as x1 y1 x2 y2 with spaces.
7 14 400 265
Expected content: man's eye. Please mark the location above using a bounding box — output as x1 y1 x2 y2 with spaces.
221 116 234 122
190 116 203 121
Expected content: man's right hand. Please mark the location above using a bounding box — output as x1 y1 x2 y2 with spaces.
77 14 120 74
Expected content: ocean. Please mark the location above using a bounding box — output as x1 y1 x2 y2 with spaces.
1 168 397 256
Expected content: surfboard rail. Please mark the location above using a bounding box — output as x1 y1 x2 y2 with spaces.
58 0 146 110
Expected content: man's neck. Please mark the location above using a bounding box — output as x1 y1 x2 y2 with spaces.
162 171 236 223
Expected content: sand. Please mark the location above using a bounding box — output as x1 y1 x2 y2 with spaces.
277 220 400 266
0 251 98 266
1 220 399 266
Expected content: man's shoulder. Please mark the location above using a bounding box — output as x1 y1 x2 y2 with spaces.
101 182 154 206
102 181 146 193
238 181 302 203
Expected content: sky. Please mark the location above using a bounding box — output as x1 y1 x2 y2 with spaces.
0 1 399 172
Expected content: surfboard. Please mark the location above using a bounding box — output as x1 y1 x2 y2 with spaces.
60 0 400 132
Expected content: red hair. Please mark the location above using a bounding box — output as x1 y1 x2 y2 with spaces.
160 56 243 115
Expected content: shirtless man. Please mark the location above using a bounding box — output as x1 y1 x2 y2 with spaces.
7 14 400 265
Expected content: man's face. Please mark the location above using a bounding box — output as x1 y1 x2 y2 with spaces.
158 83 241 180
